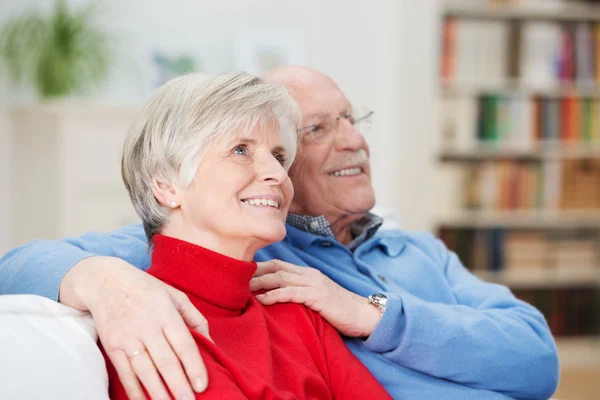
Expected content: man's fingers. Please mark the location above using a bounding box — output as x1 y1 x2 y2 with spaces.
163 296 209 393
109 351 147 400
250 270 311 292
255 286 317 307
144 331 196 399
254 259 298 277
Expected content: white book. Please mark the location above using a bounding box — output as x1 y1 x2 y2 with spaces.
504 95 521 148
455 21 480 85
441 95 478 151
519 96 535 150
521 22 561 89
480 162 498 211
542 160 563 209
455 21 509 86
575 22 594 85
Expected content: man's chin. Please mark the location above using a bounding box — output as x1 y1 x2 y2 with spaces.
335 188 376 215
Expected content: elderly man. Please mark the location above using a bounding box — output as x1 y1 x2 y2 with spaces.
0 66 558 400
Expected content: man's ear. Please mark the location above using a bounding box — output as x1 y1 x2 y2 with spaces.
151 177 182 208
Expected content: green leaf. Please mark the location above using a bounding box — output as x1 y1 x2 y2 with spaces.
0 0 113 98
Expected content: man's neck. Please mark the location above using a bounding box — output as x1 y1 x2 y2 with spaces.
328 213 366 245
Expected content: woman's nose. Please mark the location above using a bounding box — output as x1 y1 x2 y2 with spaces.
256 154 288 185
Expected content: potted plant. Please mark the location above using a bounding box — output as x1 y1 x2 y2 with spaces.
0 0 112 98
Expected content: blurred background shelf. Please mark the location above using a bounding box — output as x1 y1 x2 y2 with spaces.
554 337 600 399
442 80 600 98
438 210 600 229
443 1 600 22
437 2 600 396
475 267 600 289
557 337 600 369
439 145 600 161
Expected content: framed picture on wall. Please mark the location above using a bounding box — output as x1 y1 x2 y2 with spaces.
234 27 307 76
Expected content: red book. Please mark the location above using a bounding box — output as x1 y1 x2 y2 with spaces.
560 25 576 81
441 17 457 81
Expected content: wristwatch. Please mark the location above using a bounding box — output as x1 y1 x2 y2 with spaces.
367 293 388 316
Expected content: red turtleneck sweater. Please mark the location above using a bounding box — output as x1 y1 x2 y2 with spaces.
105 235 391 399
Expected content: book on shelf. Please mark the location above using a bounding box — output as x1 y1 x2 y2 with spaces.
442 93 600 151
437 226 600 336
438 227 600 272
442 18 509 86
439 0 600 340
513 287 599 337
441 17 600 87
462 159 600 211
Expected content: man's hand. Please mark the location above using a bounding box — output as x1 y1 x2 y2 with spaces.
250 259 381 338
60 256 210 400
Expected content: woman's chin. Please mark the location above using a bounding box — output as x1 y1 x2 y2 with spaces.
254 225 287 246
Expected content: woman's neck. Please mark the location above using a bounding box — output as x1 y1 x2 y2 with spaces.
160 225 260 262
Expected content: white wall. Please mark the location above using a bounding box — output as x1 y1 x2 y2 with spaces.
0 0 441 252
0 108 12 256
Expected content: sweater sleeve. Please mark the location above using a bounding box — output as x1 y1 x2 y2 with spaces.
313 312 392 400
363 235 560 400
0 224 150 300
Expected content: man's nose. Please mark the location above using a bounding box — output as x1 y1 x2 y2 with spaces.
334 119 367 151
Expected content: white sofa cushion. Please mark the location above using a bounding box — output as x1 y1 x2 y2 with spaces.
0 295 109 400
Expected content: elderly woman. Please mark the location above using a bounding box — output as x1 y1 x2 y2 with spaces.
105 72 391 399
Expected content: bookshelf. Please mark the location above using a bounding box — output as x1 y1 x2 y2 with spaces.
440 145 600 161
438 209 600 228
437 1 600 394
474 267 600 289
442 80 600 97
444 1 600 22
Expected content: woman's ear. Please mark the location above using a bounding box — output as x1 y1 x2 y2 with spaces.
151 177 181 209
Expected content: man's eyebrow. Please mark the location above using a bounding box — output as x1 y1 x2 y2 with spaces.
271 145 286 154
304 106 353 122
304 112 330 122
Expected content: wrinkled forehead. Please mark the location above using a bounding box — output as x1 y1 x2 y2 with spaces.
217 117 286 145
294 80 351 121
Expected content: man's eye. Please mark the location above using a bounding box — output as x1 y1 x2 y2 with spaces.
310 125 322 133
274 153 287 166
233 145 248 155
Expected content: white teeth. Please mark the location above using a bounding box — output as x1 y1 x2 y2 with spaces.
242 199 279 209
331 167 361 177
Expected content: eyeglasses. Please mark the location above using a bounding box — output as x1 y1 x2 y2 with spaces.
297 107 374 144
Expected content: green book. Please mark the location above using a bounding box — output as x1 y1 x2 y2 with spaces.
582 98 592 143
483 96 500 142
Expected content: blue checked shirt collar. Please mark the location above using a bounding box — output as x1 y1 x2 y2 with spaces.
286 212 383 251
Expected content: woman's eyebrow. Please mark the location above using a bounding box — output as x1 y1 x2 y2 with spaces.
227 137 257 146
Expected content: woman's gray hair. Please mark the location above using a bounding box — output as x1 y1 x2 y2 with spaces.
121 71 301 244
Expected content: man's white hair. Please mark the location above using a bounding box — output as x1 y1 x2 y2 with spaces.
122 71 301 243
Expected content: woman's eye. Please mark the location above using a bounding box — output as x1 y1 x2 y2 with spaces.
233 145 247 155
310 124 322 133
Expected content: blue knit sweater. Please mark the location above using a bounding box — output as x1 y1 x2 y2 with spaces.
0 223 559 399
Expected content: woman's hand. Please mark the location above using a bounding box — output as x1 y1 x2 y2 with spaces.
60 256 210 400
250 260 381 338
